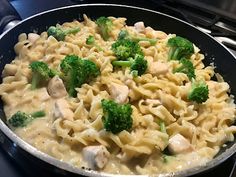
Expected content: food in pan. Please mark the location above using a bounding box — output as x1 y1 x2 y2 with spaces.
0 15 235 175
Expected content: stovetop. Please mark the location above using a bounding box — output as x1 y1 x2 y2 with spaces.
1 0 236 177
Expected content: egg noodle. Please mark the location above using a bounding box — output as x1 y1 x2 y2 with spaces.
0 15 236 175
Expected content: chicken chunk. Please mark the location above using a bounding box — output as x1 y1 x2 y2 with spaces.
82 145 110 169
148 61 169 76
108 82 129 104
134 21 145 33
47 76 67 98
168 134 193 154
54 98 74 121
28 33 40 43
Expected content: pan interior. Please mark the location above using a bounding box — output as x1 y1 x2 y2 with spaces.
0 4 236 177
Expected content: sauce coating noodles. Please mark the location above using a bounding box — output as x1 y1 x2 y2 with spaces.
0 15 236 175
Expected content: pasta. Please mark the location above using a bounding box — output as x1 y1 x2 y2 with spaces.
0 14 236 175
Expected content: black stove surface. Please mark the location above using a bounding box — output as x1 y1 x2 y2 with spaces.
1 0 236 177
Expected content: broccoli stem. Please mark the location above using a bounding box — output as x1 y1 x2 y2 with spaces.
86 35 103 51
112 60 133 67
168 48 174 60
169 47 180 60
172 48 180 60
133 37 157 45
162 154 173 163
67 70 78 97
31 73 40 90
68 87 76 97
64 27 80 35
118 30 157 45
27 110 46 123
30 110 46 118
160 121 166 133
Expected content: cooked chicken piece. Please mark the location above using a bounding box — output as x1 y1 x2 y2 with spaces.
168 134 193 154
145 27 167 39
134 21 145 33
2 64 18 77
82 145 110 169
47 76 67 98
108 82 129 104
28 33 40 43
54 98 74 121
148 61 169 76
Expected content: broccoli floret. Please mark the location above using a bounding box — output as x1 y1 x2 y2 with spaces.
86 35 103 51
8 111 30 127
174 58 195 79
29 61 56 89
86 35 95 45
47 26 80 41
112 54 147 76
162 154 174 163
60 55 100 97
188 80 209 103
95 17 113 41
111 39 143 60
8 110 46 128
112 33 146 75
101 99 133 134
118 30 157 45
117 29 129 40
167 36 194 60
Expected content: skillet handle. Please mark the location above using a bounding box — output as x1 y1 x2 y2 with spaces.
0 0 21 33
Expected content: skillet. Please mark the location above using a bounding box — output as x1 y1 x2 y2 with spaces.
0 2 236 177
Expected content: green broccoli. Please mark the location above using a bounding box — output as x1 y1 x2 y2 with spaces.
188 80 209 103
159 121 166 133
167 36 194 60
86 35 103 51
111 39 143 60
30 111 46 118
47 26 80 41
174 58 195 79
162 154 174 163
86 35 95 45
8 110 46 128
101 99 133 134
60 55 100 97
95 17 113 41
112 54 147 76
29 61 56 89
118 30 157 45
